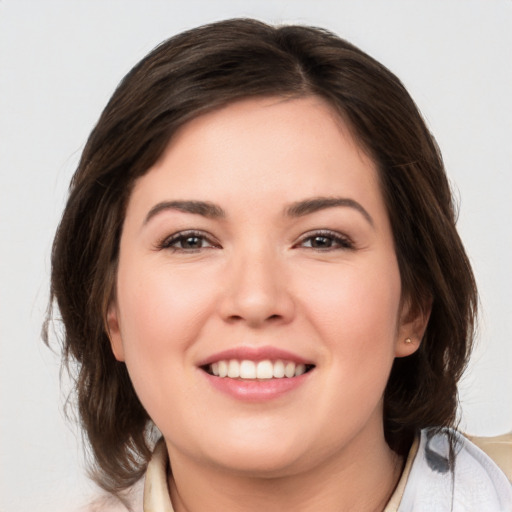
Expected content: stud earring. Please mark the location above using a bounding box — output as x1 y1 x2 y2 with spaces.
404 337 413 344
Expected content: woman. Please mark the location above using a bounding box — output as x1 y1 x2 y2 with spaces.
45 18 512 511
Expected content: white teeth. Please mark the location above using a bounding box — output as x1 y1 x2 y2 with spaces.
227 360 240 378
294 363 306 376
239 360 256 379
284 362 296 378
208 359 312 379
273 360 285 378
218 360 228 378
256 360 273 379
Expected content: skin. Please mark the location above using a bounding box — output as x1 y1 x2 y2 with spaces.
107 96 428 511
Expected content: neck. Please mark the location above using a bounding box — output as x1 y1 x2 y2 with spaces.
166 429 404 512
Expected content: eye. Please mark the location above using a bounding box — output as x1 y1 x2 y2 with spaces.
157 230 219 252
296 230 354 250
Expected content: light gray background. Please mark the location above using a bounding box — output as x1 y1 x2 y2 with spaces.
1 1 511 510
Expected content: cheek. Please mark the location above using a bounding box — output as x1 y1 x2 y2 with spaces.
299 254 402 363
113 261 224 436
114 261 217 395
118 261 210 342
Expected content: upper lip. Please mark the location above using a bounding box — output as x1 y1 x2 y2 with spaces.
197 346 314 367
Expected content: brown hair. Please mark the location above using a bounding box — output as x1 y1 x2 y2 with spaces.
45 18 477 494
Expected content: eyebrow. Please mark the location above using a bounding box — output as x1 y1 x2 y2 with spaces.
143 196 373 227
144 200 226 224
285 197 374 227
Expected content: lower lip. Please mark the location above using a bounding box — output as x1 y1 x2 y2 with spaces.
201 370 312 401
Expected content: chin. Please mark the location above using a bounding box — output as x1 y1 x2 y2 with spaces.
209 447 307 478
198 427 313 477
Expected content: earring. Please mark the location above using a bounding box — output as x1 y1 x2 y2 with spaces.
404 337 413 344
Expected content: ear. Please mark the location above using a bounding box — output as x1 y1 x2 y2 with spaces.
106 302 125 362
395 296 432 358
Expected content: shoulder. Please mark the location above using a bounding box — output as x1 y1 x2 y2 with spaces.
398 428 512 512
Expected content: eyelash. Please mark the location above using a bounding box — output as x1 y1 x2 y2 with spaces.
295 230 354 251
156 230 219 252
156 229 354 253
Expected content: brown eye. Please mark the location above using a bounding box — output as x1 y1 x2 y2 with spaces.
309 235 334 248
180 235 204 249
298 231 353 250
159 230 219 252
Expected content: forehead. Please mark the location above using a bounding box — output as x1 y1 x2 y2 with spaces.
164 95 365 162
126 96 386 224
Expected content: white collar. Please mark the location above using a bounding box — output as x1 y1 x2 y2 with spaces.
143 438 174 512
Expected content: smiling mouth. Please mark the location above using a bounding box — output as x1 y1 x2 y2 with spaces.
202 360 315 380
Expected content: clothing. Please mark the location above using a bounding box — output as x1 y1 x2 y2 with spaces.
142 429 512 511
383 434 419 511
396 428 512 511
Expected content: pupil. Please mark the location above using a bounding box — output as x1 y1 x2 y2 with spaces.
312 236 331 248
184 236 201 248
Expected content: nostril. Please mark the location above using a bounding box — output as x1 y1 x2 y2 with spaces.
226 314 243 323
225 313 283 324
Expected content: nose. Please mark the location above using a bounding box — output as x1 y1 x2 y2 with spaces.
218 246 295 327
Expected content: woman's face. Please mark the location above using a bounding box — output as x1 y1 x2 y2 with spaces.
108 96 420 477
